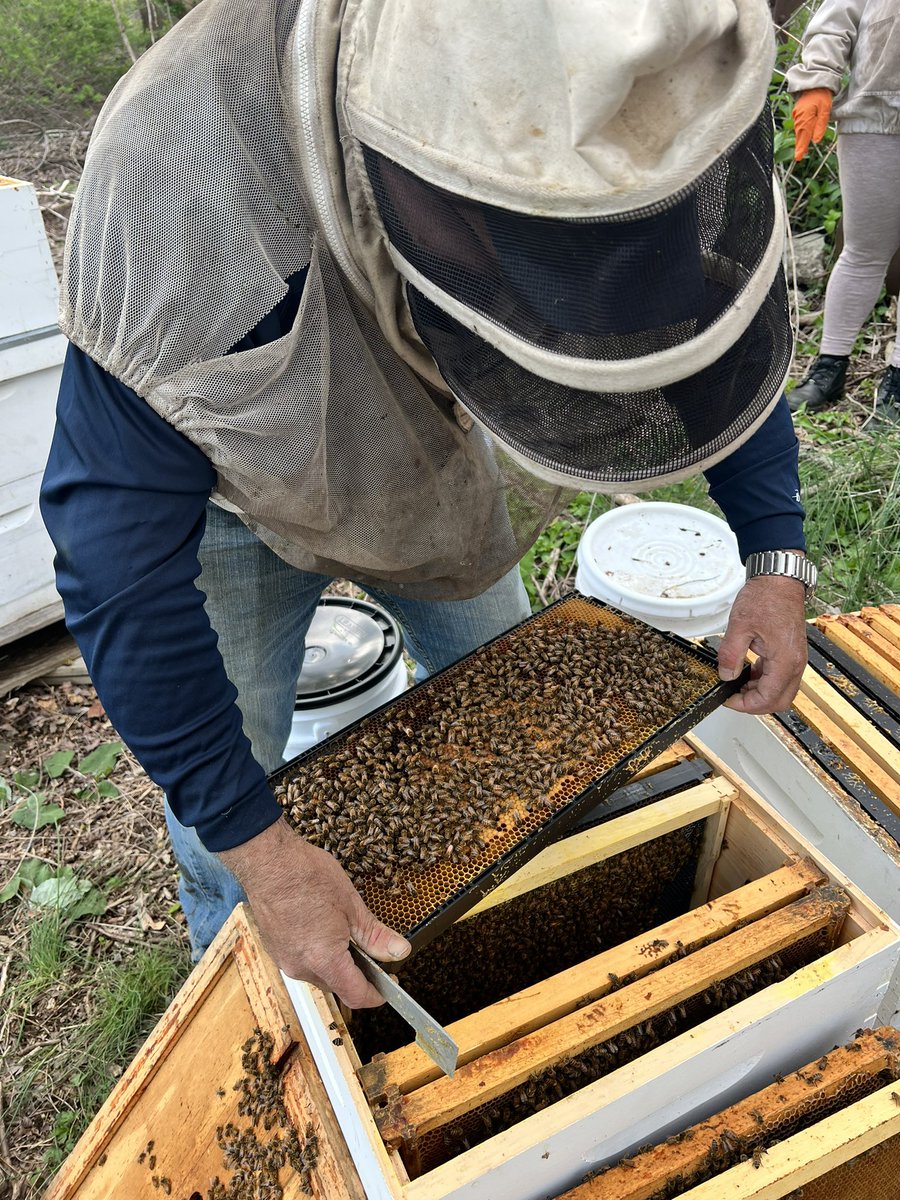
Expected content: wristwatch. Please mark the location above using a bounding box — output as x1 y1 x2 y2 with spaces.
745 550 817 597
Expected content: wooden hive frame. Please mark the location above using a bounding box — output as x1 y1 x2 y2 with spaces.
815 607 900 696
790 661 900 816
46 905 367 1200
369 884 850 1163
283 754 900 1200
555 1027 900 1199
676 1085 900 1200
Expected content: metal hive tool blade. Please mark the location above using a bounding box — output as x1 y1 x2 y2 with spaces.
349 945 458 1077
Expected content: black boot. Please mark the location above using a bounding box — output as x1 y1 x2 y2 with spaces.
874 364 900 425
788 354 850 414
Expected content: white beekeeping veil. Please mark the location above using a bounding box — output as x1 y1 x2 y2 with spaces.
300 0 791 490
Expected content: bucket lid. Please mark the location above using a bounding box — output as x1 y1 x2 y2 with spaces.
296 598 404 708
576 501 744 617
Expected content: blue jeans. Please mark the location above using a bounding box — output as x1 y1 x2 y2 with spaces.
167 502 531 957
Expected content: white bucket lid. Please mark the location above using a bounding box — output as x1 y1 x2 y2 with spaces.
575 501 744 623
295 598 403 707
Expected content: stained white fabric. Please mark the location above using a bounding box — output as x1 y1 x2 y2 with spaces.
59 0 785 596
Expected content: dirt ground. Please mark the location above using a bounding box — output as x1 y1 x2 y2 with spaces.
0 680 188 1199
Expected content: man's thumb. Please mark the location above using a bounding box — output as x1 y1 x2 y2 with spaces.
351 904 411 963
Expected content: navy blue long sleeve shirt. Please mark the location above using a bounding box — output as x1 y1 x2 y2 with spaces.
41 300 805 852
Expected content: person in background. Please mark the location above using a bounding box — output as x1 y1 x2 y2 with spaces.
786 0 900 422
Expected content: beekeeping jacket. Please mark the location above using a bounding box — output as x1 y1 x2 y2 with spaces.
786 0 900 135
60 0 787 601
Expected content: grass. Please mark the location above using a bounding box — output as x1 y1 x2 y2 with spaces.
520 414 900 616
22 911 70 994
795 411 900 611
86 944 187 1069
0 697 190 1198
7 916 190 1180
38 941 188 1170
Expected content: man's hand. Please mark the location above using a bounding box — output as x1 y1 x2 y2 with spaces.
717 574 808 714
218 818 411 1008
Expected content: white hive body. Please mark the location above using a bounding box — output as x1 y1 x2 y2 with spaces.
0 176 66 645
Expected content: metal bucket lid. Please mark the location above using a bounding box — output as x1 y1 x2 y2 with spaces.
295 598 404 709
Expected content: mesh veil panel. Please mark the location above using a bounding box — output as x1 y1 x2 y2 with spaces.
364 105 792 487
406 271 791 487
364 110 775 363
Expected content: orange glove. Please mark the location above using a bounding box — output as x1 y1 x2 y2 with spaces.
792 88 833 161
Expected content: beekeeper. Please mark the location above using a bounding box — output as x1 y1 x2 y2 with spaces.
41 0 815 1008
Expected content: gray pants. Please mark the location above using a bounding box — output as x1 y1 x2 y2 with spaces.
821 132 900 367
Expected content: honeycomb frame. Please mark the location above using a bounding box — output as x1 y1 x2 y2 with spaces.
268 596 746 948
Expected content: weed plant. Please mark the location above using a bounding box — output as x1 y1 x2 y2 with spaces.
520 416 900 615
0 0 195 122
42 943 188 1170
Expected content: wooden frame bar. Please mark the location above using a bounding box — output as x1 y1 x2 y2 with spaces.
790 685 900 814
627 738 695 779
375 887 850 1147
47 905 364 1200
842 614 900 671
675 1082 900 1198
862 607 900 651
816 615 900 694
557 1027 900 1199
360 857 826 1099
463 776 734 918
797 666 900 784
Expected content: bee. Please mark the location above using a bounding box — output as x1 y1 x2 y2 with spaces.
752 1145 767 1169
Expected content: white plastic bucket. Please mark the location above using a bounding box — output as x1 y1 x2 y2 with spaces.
283 598 408 760
575 502 744 638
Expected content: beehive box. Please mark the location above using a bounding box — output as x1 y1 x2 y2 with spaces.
0 176 66 644
45 906 367 1200
556 1027 900 1199
283 755 900 1200
47 741 900 1200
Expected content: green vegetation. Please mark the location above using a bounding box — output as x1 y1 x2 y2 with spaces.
520 418 900 616
43 943 188 1169
795 411 900 610
0 0 194 122
1 736 190 1187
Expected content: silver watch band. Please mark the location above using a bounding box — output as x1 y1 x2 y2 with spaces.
745 550 817 596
